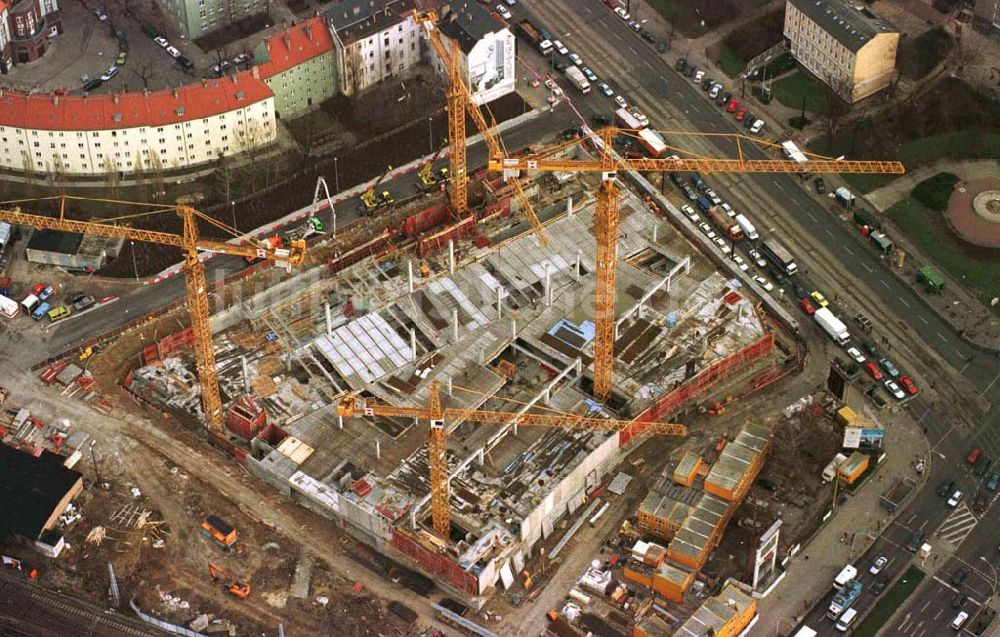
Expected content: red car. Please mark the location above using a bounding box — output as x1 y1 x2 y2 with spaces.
865 362 883 380
799 298 815 315
727 98 740 113
900 377 918 395
736 107 748 121
967 448 982 465
29 283 44 296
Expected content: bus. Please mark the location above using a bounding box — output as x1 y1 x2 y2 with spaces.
614 107 646 130
0 294 19 318
761 238 798 276
833 564 857 590
637 129 667 158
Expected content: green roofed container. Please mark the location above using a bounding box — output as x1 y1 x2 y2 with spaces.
917 265 944 293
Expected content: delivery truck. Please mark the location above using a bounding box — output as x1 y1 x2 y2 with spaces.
564 66 590 93
734 214 759 240
814 307 850 345
707 205 743 240
515 19 553 55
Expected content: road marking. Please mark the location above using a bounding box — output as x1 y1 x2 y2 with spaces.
661 75 670 83
936 502 978 546
960 359 971 374
898 296 910 308
918 315 928 324
932 576 960 593
880 279 890 289
937 332 947 344
919 599 932 612
629 46 639 56
824 228 835 238
919 518 929 531
862 263 873 273
644 59 654 71
775 182 784 192
615 32 623 41
806 212 817 222
844 246 854 255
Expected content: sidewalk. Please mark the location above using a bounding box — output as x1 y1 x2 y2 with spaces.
751 409 930 636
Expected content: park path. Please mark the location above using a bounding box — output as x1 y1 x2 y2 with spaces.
865 159 1000 212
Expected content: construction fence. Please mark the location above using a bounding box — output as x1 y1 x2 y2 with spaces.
390 528 479 597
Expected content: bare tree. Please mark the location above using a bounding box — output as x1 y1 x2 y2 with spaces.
103 156 121 199
342 44 365 97
131 64 157 91
820 78 851 146
147 150 166 200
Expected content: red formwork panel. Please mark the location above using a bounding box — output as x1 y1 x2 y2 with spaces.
621 333 776 445
391 528 479 597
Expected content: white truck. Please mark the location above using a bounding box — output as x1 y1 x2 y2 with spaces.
564 66 590 94
822 453 849 482
833 564 857 591
814 307 850 345
734 214 759 240
0 222 11 248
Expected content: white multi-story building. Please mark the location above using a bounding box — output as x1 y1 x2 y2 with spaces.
783 0 899 103
0 71 275 176
436 2 515 105
327 0 422 96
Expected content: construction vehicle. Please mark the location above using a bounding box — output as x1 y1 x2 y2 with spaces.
359 165 395 212
201 515 238 549
416 145 450 192
0 197 305 431
337 380 687 538
207 562 250 598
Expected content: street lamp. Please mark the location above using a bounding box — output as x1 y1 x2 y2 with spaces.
428 117 434 154
130 240 138 282
333 157 340 193
230 200 236 230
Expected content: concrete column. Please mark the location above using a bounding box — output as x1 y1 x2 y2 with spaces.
410 328 417 360
614 322 620 340
543 386 551 406
566 196 573 218
241 356 250 393
449 239 455 274
448 376 454 396
575 251 582 280
338 415 343 430
376 439 381 460
324 302 332 335
452 307 459 341
653 226 658 243
511 318 517 339
497 287 503 319
478 448 485 465
408 260 414 293
545 265 552 307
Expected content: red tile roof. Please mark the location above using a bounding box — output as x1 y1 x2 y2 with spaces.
257 17 335 79
0 71 273 132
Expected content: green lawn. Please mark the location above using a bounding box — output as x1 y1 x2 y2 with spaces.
853 566 926 637
762 52 797 78
886 198 1000 308
770 72 828 112
824 130 1000 194
715 44 746 77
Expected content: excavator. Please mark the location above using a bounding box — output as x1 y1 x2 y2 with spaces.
415 144 449 192
359 165 395 213
207 562 250 599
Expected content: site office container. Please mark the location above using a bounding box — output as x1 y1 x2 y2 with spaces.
201 515 238 547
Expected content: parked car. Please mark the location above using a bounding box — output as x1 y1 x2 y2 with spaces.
951 569 968 585
732 255 748 272
614 95 627 109
165 45 181 59
736 107 748 121
714 237 731 254
675 58 687 72
750 119 766 134
900 376 918 395
591 114 611 126
627 21 642 32
94 8 108 21
496 4 512 19
974 457 992 477
947 490 963 507
72 295 96 312
708 84 722 99
968 448 982 464
581 66 598 82
869 556 888 575
697 223 716 239
799 298 815 315
752 275 774 292
84 79 103 91
154 36 169 47
693 70 705 84
814 177 827 194
38 286 55 301
865 362 883 380
702 76 715 90
986 472 1000 491
568 52 582 66
810 291 828 307
879 357 900 378
47 305 71 322
952 593 967 609
973 491 989 512
727 98 740 113
846 347 866 364
937 479 955 497
748 250 766 268
681 205 698 222
614 5 630 20
906 530 924 552
871 578 888 596
100 66 119 81
884 379 905 400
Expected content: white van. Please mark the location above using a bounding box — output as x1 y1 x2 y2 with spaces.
952 611 968 630
835 608 858 632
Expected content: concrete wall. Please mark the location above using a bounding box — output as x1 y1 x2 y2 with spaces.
851 32 899 102
265 50 339 119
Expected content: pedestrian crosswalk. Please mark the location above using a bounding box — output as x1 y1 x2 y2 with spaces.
937 502 979 547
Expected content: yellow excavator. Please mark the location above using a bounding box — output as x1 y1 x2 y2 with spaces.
359 165 395 213
416 144 449 192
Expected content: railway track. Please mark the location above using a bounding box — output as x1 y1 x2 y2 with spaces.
0 575 165 637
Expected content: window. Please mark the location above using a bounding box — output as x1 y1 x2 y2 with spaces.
161 148 167 154
33 141 38 147
160 138 166 143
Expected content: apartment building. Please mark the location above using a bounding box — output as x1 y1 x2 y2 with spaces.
327 0 421 96
436 1 516 105
160 0 268 40
784 0 899 103
0 0 62 71
0 71 275 176
255 17 338 119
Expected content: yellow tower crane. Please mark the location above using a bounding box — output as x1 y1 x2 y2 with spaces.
0 195 306 431
415 11 548 246
337 380 687 538
489 128 905 401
